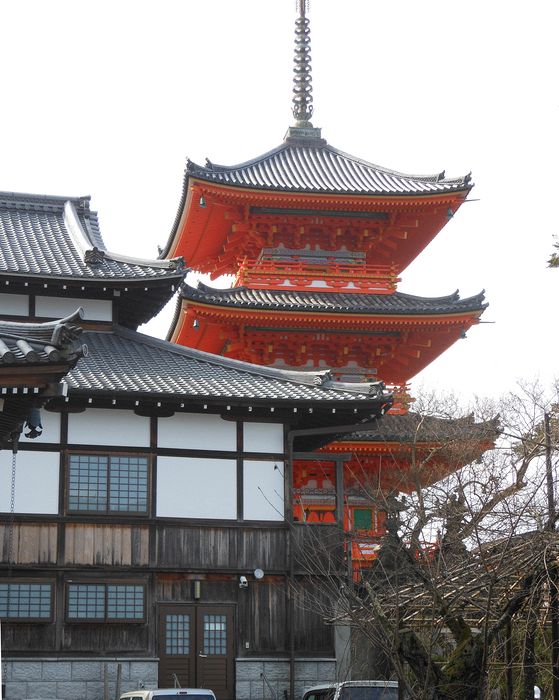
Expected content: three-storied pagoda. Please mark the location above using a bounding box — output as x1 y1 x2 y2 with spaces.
162 1 491 565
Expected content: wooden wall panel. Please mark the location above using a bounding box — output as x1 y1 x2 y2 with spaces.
64 524 149 566
62 624 150 654
156 526 286 570
292 524 344 575
0 523 57 564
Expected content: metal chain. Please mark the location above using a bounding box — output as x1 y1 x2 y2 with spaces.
7 449 17 569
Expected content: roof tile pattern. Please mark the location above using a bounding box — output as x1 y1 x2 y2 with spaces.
0 310 86 367
182 283 487 315
0 192 182 281
187 142 472 196
337 412 499 443
68 327 389 403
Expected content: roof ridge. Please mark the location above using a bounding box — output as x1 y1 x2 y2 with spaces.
0 191 90 208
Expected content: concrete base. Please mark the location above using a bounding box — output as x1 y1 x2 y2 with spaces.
235 657 336 700
1 657 158 700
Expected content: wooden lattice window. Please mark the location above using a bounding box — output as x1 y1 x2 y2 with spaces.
67 454 149 514
0 582 53 620
66 583 145 622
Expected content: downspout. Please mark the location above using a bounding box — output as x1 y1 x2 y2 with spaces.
285 415 391 700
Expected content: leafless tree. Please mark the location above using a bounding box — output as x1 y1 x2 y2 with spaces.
291 382 559 699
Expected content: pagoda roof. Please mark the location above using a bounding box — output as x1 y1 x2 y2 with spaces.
183 140 472 197
335 412 499 444
0 191 185 327
66 326 392 409
180 282 487 317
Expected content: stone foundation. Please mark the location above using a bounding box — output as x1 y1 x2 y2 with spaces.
2 656 335 699
235 657 336 700
1 657 158 700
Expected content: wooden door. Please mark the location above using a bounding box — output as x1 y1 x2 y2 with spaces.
158 604 234 700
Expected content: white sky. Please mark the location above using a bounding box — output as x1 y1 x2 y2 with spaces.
1 0 557 401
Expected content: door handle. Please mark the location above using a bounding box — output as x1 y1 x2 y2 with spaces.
198 653 208 658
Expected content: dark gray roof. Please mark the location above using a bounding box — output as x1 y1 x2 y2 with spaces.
0 310 86 369
185 141 472 196
337 412 499 444
0 191 184 282
0 311 87 447
181 283 487 316
67 327 392 405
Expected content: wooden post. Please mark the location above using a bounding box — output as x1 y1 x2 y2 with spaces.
114 663 122 700
104 663 109 700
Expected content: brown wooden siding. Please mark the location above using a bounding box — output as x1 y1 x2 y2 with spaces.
61 624 150 654
292 524 345 575
156 526 287 570
64 524 149 566
0 523 57 564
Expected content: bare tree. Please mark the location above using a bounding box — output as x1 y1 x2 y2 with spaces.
291 382 559 699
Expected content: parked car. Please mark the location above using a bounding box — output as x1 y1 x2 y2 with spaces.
302 680 399 700
119 690 217 700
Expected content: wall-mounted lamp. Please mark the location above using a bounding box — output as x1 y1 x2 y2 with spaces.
460 328 467 339
239 576 248 589
447 207 454 220
193 580 201 599
199 196 206 208
193 319 200 330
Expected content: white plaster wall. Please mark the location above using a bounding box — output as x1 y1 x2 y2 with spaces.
0 293 28 315
157 456 237 519
35 296 112 321
157 413 236 451
0 451 59 514
243 460 284 521
68 409 150 447
20 410 61 444
243 422 284 453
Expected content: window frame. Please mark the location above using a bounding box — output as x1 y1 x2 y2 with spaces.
65 580 146 623
66 451 151 516
0 579 54 622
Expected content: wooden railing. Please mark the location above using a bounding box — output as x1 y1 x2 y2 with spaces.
235 258 400 293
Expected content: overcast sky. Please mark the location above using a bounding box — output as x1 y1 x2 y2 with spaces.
1 0 557 402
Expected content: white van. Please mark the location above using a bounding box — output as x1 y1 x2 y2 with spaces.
120 690 217 700
302 681 399 700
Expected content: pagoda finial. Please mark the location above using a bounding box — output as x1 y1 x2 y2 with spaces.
292 0 313 126
285 0 324 143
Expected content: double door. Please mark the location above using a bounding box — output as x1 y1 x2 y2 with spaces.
158 604 234 700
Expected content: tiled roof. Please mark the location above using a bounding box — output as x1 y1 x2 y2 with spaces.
0 191 184 282
0 311 87 447
181 283 487 316
337 412 499 443
185 141 472 196
67 327 392 405
0 310 86 369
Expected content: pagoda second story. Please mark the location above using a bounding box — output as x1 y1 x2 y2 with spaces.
163 129 486 388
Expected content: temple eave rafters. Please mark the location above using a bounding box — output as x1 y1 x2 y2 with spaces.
165 177 471 272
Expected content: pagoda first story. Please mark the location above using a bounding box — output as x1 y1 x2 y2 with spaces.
0 190 396 700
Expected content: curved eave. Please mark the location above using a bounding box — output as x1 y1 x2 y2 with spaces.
161 174 471 267
169 286 487 342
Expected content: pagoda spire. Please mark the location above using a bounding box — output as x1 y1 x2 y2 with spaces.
292 0 314 126
286 0 324 142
